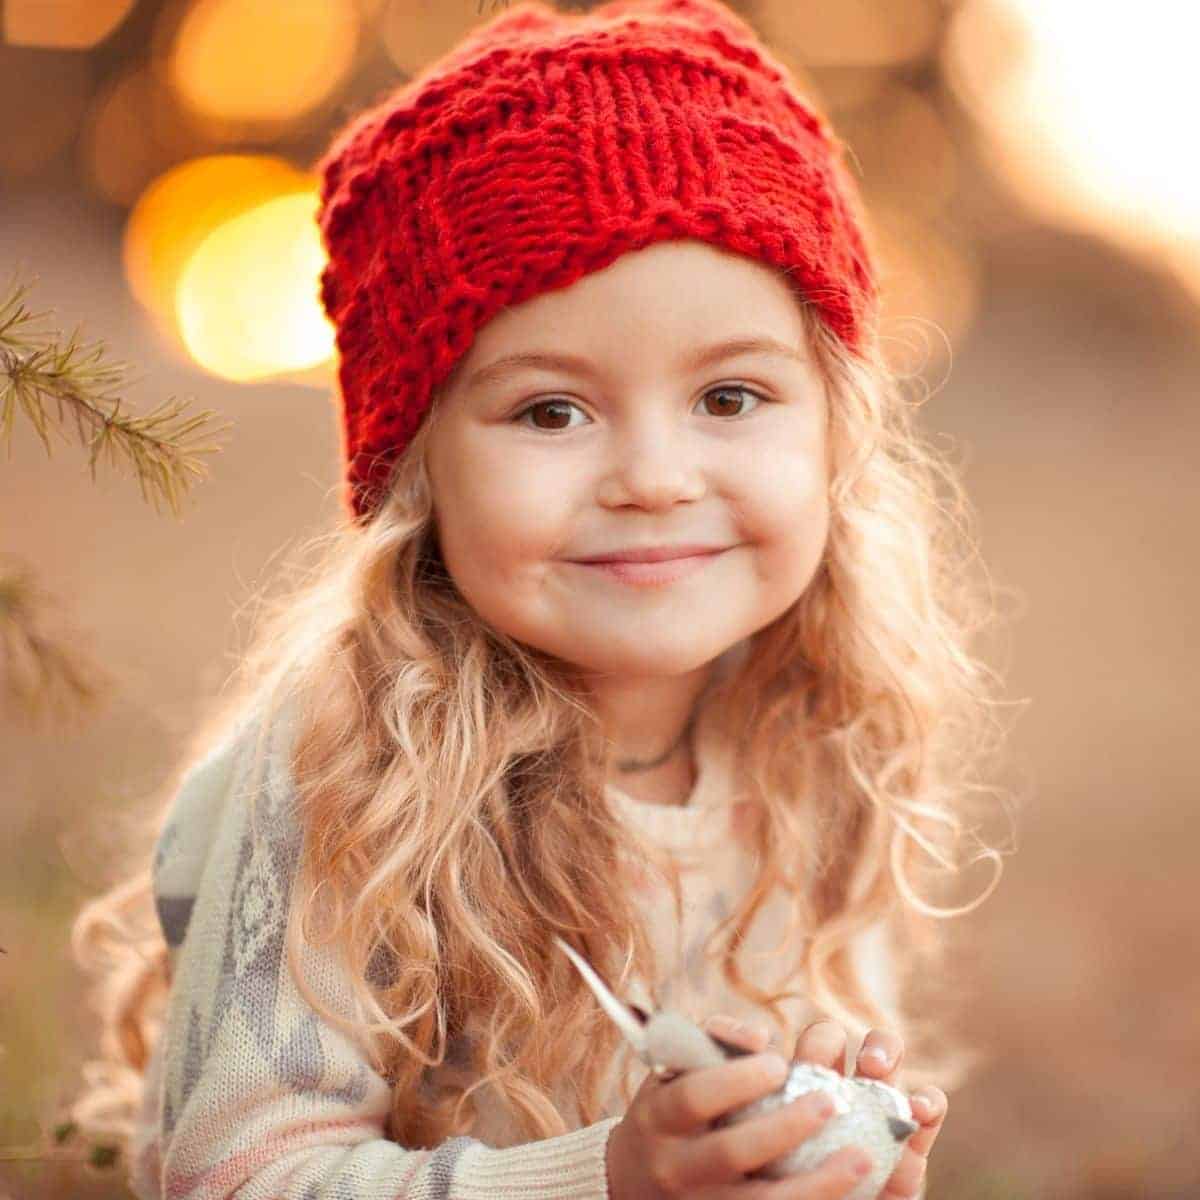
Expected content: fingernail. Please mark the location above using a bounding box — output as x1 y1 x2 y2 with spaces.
860 1045 891 1069
853 1156 872 1178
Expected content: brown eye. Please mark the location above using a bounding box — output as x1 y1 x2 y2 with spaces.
513 399 584 431
701 384 763 418
510 385 766 432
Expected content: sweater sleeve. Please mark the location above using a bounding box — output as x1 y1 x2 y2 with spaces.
133 696 619 1200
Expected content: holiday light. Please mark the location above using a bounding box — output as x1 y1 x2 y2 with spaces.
944 0 1200 298
176 190 334 382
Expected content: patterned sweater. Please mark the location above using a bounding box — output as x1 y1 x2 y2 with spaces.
129 679 900 1200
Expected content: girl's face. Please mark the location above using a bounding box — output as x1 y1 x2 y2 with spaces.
424 238 830 681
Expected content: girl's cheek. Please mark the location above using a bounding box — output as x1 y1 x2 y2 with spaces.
739 483 828 552
447 455 565 546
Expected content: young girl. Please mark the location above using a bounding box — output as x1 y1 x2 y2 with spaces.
69 1 1009 1196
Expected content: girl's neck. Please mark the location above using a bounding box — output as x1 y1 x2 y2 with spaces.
608 737 697 808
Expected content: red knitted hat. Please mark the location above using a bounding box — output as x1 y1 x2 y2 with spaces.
315 0 880 525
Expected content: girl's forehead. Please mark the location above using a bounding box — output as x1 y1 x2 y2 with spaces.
462 240 808 362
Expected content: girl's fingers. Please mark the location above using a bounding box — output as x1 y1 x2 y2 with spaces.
877 1090 947 1196
792 1019 848 1075
853 1028 905 1083
719 1018 945 1176
903 1086 948 1158
703 1014 772 1053
879 1145 928 1199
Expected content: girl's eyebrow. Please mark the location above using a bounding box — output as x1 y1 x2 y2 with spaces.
464 335 807 391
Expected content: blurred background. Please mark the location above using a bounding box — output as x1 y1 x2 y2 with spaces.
1 1 1197 1197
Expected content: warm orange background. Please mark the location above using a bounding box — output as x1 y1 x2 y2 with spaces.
2 2 1198 1197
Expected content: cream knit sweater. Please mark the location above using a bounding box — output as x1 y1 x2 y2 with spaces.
129 681 900 1200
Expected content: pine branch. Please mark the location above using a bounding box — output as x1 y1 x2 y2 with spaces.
0 552 112 722
0 275 233 518
0 1120 120 1171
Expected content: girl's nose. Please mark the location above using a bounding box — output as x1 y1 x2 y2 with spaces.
607 460 702 509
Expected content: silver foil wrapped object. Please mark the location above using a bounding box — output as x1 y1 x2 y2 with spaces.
554 935 918 1200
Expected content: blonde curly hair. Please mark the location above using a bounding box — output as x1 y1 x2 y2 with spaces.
67 291 1016 1162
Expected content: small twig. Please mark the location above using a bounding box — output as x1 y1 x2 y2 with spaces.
0 276 233 518
0 1123 120 1169
0 552 112 721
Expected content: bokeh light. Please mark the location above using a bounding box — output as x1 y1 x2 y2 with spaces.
78 67 208 209
379 0 489 76
175 190 334 382
3 0 136 49
944 0 1200 297
123 155 313 343
166 0 360 126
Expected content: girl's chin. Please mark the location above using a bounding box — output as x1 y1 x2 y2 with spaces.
550 642 732 678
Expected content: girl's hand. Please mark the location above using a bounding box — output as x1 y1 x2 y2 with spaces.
705 1016 948 1200
605 1014 873 1199
790 1019 948 1200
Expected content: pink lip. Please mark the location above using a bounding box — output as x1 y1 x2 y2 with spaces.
574 544 727 564
572 549 726 586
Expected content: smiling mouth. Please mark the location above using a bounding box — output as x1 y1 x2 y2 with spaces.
571 548 727 586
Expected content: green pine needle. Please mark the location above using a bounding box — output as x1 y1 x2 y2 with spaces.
0 275 233 518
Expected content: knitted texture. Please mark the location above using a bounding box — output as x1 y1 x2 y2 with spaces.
315 0 880 524
130 676 902 1198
